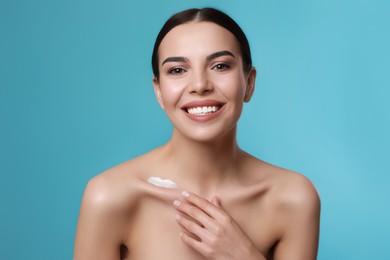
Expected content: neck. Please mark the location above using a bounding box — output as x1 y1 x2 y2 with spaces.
160 127 243 196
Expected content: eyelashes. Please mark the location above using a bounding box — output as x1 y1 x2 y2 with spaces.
211 63 231 71
166 63 231 76
168 67 186 75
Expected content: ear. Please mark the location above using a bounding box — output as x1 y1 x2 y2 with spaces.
153 77 164 109
244 67 256 103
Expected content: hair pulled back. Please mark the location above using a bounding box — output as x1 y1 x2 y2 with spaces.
152 8 252 79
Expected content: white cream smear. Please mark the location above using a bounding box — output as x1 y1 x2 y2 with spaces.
147 176 178 189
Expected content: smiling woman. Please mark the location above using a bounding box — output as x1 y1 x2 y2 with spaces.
74 7 320 260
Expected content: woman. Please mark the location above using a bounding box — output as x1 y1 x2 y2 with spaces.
74 7 320 260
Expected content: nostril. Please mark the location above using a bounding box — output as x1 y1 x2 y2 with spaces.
189 83 213 94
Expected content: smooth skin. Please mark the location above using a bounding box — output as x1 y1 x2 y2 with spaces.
74 22 320 260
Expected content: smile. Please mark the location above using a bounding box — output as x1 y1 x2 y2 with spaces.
181 99 225 123
187 106 222 115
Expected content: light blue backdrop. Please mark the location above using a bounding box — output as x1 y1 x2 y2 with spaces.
1 0 389 259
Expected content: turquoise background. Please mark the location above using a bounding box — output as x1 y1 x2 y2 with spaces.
1 0 389 259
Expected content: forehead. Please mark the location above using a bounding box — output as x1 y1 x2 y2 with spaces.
158 22 241 60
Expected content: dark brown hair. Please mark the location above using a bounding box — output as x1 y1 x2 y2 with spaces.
152 8 252 79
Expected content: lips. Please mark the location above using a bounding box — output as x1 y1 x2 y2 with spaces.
181 99 225 122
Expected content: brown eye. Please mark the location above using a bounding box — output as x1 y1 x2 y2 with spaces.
212 63 230 71
168 67 186 75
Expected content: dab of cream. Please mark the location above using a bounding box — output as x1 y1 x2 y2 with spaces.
147 176 178 189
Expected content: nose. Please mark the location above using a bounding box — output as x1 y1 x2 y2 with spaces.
188 69 213 95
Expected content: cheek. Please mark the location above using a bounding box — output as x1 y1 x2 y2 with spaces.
215 74 246 101
160 80 187 107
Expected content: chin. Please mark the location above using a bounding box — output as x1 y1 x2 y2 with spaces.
178 124 237 143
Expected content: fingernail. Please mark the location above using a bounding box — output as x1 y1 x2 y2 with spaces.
182 191 190 197
173 200 181 207
175 214 181 220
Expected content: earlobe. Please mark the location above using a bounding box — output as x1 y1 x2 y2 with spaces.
244 68 256 102
152 77 165 109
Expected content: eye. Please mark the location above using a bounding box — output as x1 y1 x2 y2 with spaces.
168 67 186 75
212 63 231 71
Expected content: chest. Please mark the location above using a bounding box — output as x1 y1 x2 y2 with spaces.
125 196 278 260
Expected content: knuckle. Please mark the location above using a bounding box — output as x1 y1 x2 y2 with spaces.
181 217 197 232
188 221 198 232
199 199 209 208
214 226 222 235
209 235 218 247
181 217 191 227
188 206 198 216
220 214 231 225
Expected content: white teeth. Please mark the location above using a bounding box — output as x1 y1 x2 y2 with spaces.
187 106 219 115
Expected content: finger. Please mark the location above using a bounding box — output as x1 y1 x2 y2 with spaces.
176 220 201 242
175 213 214 244
174 199 217 231
179 231 213 257
182 191 226 221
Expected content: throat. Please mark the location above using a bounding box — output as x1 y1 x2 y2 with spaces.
161 140 242 193
161 126 242 193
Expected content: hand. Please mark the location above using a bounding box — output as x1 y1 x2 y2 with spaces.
173 191 266 260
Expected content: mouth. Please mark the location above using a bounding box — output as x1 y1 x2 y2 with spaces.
182 100 225 116
186 105 223 115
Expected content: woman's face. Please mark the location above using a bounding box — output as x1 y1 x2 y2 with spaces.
153 22 256 142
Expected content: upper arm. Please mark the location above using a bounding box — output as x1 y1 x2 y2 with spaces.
273 176 321 260
73 176 130 260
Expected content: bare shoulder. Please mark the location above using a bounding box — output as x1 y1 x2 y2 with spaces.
275 169 319 206
255 161 321 258
243 153 320 210
74 154 152 259
252 160 321 259
82 160 142 217
82 159 143 212
243 153 320 222
270 166 321 214
77 146 171 229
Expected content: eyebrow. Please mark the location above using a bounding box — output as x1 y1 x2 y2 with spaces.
161 50 235 66
206 50 235 61
161 56 189 66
